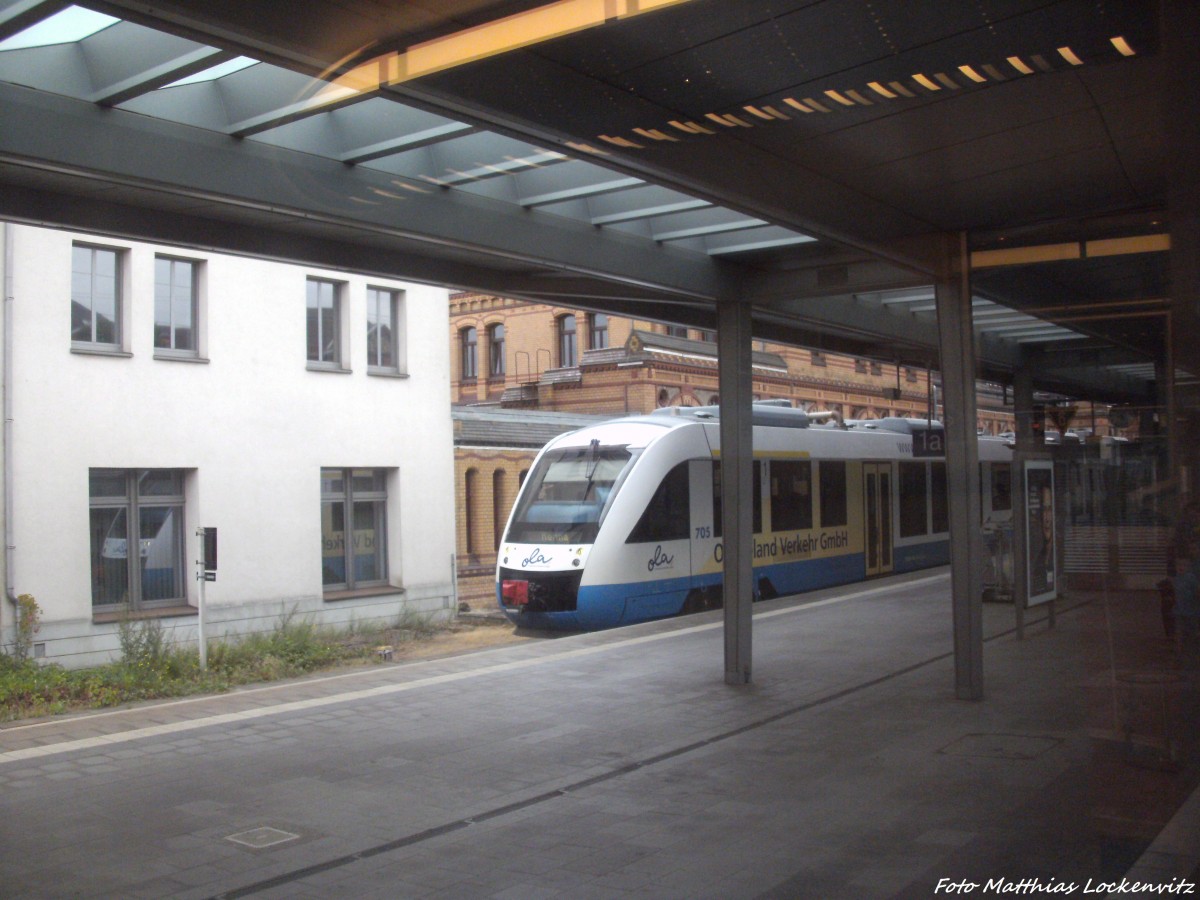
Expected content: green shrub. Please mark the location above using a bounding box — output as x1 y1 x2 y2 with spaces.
0 609 445 722
10 594 40 662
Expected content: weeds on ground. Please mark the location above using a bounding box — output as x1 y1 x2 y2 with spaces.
0 609 438 723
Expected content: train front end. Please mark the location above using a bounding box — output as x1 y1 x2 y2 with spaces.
495 422 652 630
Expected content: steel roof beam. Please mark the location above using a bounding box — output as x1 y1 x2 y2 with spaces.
93 45 234 105
705 228 817 255
511 165 643 208
0 80 731 301
586 185 710 225
341 121 476 164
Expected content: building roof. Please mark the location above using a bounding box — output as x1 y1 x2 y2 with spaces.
452 406 612 448
620 330 788 372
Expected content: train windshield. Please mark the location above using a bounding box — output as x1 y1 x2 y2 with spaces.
507 442 636 544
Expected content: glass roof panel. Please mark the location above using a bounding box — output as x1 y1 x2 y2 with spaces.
0 6 117 51
163 56 258 88
0 0 825 272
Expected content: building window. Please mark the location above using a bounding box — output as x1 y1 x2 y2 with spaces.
870 362 883 376
855 359 867 374
699 330 716 343
321 468 388 591
588 313 609 350
71 244 122 349
461 326 478 379
558 314 577 367
811 350 827 366
488 323 505 377
154 256 198 356
306 278 342 367
89 469 186 611
665 324 688 338
367 287 402 372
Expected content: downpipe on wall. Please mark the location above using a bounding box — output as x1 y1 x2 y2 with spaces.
3 222 15 636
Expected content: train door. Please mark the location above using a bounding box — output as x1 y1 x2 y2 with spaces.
679 458 723 612
863 463 894 576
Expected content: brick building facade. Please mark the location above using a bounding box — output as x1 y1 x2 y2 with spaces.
449 291 1015 426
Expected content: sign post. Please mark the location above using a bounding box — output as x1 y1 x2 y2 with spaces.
196 527 217 670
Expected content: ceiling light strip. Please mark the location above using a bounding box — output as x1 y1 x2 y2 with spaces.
1057 46 1084 66
583 31 1142 156
1111 36 1136 56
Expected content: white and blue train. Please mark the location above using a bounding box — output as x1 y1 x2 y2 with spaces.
496 403 1014 630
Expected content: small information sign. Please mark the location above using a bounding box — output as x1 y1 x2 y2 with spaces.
912 427 946 458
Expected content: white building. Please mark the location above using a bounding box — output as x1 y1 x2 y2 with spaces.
0 223 457 667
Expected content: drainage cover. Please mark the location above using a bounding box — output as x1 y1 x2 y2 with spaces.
226 826 301 849
939 733 1061 760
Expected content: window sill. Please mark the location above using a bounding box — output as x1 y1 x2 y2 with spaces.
154 352 209 363
307 363 352 374
71 345 132 359
367 368 409 379
93 604 196 624
323 585 404 602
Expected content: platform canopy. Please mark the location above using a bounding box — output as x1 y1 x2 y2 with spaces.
0 0 1184 403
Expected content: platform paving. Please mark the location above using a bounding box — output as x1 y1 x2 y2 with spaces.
1 568 1198 899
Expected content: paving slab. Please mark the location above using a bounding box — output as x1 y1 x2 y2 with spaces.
1 569 1197 898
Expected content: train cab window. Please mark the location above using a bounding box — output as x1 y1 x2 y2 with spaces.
507 443 634 544
819 461 847 527
770 460 813 531
627 462 690 543
713 460 762 538
930 461 949 533
899 461 928 537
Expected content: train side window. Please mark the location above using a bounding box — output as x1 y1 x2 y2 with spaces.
627 462 690 543
899 461 928 537
819 461 847 527
712 460 763 538
771 460 813 531
930 461 949 533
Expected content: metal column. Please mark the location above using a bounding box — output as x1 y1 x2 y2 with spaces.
935 233 985 700
1167 0 1200 498
718 299 754 685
